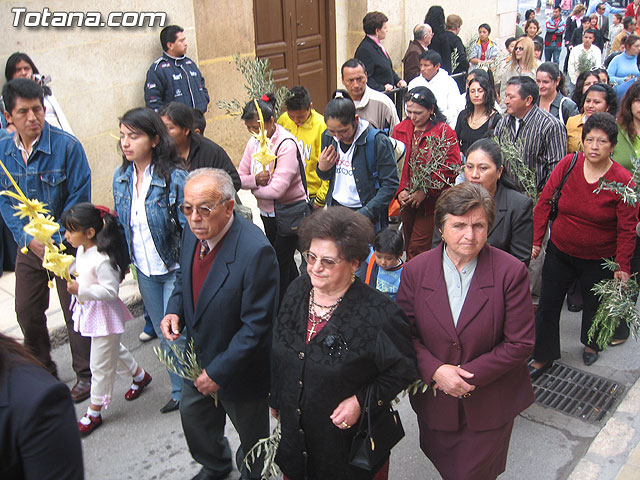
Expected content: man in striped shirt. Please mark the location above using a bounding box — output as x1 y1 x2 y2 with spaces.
494 76 567 193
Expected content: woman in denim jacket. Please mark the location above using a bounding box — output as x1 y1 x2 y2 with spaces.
112 107 187 413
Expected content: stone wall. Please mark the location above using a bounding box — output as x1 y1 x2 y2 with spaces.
1 0 516 205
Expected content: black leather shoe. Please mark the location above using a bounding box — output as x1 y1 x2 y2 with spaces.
70 378 91 403
160 398 180 413
583 350 599 366
191 466 231 480
567 303 583 312
528 360 553 380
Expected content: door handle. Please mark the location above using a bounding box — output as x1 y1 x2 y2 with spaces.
297 41 306 46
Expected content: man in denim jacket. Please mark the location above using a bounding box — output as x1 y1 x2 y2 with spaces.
0 79 92 401
144 25 210 113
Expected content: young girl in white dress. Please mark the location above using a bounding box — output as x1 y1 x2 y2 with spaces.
61 203 152 436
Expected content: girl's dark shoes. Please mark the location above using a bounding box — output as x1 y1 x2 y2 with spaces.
124 372 152 400
78 414 102 436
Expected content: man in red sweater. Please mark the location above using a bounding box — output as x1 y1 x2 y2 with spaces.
161 168 279 480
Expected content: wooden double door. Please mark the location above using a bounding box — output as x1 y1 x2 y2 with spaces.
254 0 336 111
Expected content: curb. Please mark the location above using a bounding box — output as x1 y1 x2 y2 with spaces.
568 378 640 479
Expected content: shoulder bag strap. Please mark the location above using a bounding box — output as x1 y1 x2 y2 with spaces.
365 255 376 285
274 137 309 198
558 152 578 191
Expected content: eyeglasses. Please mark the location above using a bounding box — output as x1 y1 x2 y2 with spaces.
302 251 344 269
515 46 525 51
180 199 227 217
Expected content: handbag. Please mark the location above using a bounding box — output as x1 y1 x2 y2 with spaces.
548 152 578 222
272 138 314 236
348 387 405 471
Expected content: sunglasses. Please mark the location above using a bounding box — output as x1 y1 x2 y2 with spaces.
302 251 344 269
515 46 525 51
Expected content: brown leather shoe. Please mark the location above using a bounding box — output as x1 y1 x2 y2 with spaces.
70 379 91 403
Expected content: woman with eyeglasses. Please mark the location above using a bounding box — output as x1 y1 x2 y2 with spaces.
566 83 618 153
536 62 579 126
455 74 501 156
270 206 417 480
238 93 307 299
112 107 188 413
499 37 539 106
393 87 461 259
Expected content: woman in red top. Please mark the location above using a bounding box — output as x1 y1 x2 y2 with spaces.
626 0 640 25
393 87 461 259
529 113 638 373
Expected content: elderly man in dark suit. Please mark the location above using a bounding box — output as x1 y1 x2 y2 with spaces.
161 168 279 480
398 183 534 480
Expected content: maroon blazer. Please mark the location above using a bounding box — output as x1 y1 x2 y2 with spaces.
397 242 535 432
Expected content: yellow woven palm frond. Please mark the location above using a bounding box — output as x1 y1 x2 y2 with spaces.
251 99 277 170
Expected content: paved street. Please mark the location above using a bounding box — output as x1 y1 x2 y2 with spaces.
38 302 639 479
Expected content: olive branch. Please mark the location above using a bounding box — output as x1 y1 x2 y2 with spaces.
153 338 218 407
594 153 640 207
408 129 460 194
587 259 640 350
243 420 281 479
493 135 538 204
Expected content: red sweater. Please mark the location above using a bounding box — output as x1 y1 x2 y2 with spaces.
392 118 461 214
533 153 638 272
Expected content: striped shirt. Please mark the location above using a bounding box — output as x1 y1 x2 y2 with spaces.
494 105 567 192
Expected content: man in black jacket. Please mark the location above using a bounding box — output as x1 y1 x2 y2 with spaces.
145 25 209 113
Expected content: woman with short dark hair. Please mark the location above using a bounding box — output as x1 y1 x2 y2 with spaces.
354 11 406 92
271 207 417 480
159 101 240 189
398 182 535 480
530 112 639 370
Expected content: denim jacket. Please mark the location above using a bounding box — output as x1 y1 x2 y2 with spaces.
112 163 187 269
0 122 91 247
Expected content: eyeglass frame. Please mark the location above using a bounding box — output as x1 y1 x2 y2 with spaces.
179 197 230 217
302 251 344 269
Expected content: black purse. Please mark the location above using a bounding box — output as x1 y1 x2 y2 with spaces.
549 153 578 222
348 387 405 471
272 138 313 236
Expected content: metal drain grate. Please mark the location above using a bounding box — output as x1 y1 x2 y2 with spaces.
533 362 625 423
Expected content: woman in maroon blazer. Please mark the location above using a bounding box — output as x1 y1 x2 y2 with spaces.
397 182 535 480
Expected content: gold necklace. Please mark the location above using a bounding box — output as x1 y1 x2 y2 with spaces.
307 288 342 342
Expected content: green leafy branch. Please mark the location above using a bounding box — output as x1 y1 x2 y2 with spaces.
494 135 538 204
216 54 291 119
409 130 460 194
595 153 640 207
576 49 597 77
154 338 218 407
244 420 281 479
588 259 640 350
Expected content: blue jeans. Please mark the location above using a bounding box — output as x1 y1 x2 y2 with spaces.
136 269 184 401
544 45 561 64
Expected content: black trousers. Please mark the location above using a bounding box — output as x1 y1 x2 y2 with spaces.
261 215 299 302
179 380 270 479
533 240 613 360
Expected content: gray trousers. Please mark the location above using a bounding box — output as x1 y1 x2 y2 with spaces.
180 380 269 479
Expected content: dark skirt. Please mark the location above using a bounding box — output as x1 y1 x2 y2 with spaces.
418 408 515 480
